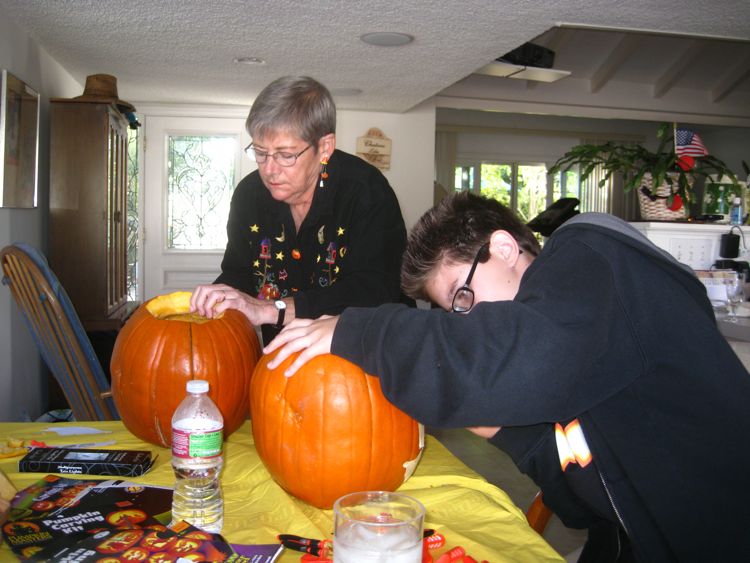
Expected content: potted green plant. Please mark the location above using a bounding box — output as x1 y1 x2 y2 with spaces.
549 123 739 220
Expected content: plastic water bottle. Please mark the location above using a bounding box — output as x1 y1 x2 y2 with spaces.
731 196 744 226
170 379 224 533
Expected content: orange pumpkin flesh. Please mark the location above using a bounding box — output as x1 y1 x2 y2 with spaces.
250 351 424 509
111 292 261 447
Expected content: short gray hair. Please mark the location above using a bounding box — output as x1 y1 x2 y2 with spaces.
246 76 336 145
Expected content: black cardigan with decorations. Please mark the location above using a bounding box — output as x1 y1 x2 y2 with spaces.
216 149 408 327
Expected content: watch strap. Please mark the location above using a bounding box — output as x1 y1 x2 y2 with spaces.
275 300 286 329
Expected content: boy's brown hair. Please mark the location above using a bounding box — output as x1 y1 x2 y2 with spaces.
401 192 541 301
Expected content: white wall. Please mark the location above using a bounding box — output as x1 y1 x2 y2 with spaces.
337 101 436 230
0 6 81 420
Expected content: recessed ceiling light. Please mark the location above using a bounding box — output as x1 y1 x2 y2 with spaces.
331 88 363 96
360 32 414 47
233 56 266 65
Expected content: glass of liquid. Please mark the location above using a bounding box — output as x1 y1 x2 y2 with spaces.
333 491 425 563
725 271 745 323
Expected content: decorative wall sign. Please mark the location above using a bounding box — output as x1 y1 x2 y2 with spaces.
0 70 39 208
356 127 391 170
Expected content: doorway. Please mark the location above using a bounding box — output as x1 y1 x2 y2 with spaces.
141 115 252 299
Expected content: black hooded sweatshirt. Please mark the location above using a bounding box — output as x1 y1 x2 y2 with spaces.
332 213 750 562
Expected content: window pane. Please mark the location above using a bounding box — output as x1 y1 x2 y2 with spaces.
455 165 474 191
552 169 580 200
480 164 512 206
516 164 548 223
127 128 139 300
167 135 236 250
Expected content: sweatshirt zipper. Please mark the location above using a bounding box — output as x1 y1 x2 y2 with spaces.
597 467 629 554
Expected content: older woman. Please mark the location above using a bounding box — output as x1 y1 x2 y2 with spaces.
190 76 409 344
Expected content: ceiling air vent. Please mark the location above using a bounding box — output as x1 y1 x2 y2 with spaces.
475 41 571 83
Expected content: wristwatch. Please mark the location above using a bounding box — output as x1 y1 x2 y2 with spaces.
274 300 286 330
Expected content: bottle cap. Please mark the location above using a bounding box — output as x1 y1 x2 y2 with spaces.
734 197 742 204
186 380 209 394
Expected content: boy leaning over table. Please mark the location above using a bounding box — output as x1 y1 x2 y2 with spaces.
264 192 750 563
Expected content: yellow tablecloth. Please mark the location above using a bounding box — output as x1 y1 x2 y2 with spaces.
0 421 562 562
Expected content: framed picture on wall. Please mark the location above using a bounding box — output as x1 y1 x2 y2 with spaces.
0 70 40 208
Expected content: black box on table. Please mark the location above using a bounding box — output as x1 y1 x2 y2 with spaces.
18 447 155 476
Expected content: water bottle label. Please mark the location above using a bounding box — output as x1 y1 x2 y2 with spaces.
172 428 222 459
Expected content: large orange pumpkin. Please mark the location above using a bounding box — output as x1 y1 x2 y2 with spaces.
111 292 260 447
250 351 424 508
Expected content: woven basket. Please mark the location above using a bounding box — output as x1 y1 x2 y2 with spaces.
637 173 691 221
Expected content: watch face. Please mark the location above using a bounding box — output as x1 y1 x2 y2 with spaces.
275 300 286 310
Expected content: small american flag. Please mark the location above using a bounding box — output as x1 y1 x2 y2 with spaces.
675 128 708 157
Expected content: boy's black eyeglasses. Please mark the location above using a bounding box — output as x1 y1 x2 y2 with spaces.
451 243 490 313
450 243 524 313
244 143 311 167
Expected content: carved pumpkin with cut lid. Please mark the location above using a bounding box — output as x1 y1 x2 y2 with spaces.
111 291 260 447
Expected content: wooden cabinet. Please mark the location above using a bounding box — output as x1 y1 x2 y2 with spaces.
49 100 137 331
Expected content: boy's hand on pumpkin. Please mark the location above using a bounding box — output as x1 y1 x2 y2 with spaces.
264 316 339 376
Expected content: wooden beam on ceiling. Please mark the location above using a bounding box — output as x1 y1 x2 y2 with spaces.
590 34 640 94
652 40 702 98
711 51 750 103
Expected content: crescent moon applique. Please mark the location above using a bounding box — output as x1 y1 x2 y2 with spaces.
275 224 285 242
318 225 325 245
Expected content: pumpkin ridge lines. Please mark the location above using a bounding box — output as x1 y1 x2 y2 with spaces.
344 363 357 498
319 374 325 506
153 317 177 443
221 314 256 420
364 373 377 491
276 356 290 494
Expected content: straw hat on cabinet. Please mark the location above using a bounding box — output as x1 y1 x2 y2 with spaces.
70 73 136 113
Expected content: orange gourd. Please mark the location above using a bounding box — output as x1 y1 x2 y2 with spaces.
250 351 424 508
111 292 260 447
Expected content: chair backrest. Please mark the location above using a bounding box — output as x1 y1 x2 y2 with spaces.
1 243 118 421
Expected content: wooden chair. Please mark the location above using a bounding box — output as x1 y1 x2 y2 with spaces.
526 491 554 535
1 243 118 421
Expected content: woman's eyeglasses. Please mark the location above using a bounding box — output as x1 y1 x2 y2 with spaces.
244 143 311 167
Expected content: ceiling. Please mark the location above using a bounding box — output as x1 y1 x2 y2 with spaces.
1 0 749 122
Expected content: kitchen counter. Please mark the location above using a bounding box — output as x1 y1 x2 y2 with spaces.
717 316 750 342
716 312 750 370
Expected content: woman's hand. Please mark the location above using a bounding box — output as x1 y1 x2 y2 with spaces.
263 315 339 376
190 284 277 325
